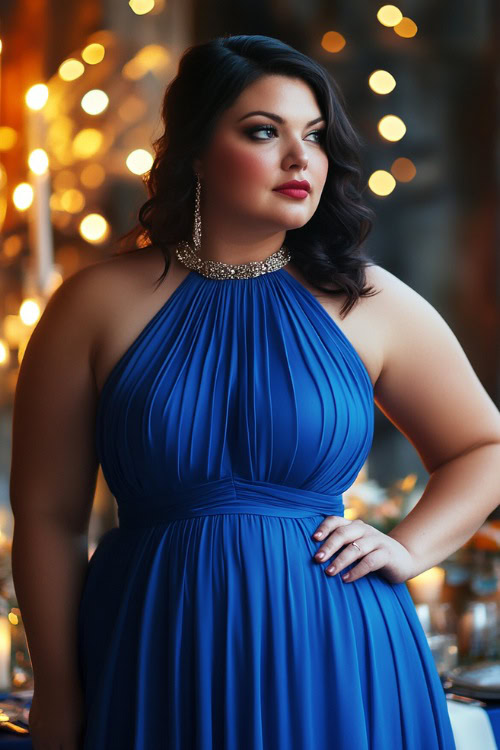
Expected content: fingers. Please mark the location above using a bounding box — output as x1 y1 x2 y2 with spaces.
311 517 380 580
312 515 353 540
312 518 363 564
341 549 387 582
311 518 402 584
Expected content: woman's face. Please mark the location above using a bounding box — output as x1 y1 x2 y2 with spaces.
193 75 330 238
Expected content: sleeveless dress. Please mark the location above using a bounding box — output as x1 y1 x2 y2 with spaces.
77 265 456 749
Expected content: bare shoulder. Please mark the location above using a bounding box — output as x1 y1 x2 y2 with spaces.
9 254 137 528
364 263 500 472
18 248 158 397
81 246 186 395
10 250 168 528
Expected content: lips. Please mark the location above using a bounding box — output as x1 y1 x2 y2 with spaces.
273 180 311 192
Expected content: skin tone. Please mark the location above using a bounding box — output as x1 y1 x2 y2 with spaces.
192 74 329 265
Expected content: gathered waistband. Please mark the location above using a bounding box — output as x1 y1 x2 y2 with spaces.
117 476 344 528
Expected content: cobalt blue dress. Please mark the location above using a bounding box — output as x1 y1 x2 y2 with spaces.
77 264 456 749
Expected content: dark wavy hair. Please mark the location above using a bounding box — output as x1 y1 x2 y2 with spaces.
117 33 379 317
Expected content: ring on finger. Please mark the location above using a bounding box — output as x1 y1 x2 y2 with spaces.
327 540 362 574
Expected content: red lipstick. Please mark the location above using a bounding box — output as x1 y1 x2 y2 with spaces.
273 179 311 199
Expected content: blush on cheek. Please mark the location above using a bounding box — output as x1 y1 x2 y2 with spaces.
208 142 271 194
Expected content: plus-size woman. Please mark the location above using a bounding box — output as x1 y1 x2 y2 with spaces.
10 34 500 750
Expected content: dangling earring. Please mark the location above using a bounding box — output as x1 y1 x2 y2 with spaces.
192 173 202 254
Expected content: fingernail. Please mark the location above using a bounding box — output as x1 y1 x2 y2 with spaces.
314 531 322 538
315 551 325 559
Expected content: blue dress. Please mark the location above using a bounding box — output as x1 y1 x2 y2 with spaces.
77 264 456 749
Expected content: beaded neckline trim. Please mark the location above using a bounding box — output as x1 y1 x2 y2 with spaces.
175 240 292 280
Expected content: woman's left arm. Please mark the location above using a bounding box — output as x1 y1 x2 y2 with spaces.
373 265 500 578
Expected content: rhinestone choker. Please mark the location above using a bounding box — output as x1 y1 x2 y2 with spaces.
174 240 292 280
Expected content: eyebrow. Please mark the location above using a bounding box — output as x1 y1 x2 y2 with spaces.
237 110 325 127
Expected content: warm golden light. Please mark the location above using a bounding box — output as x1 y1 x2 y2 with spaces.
17 340 28 366
13 183 34 211
7 613 18 626
391 157 416 182
81 89 109 116
377 5 403 27
394 17 418 38
46 118 74 162
0 127 18 151
0 340 8 365
46 269 64 296
51 146 75 167
122 45 170 80
28 148 49 174
58 58 85 81
129 0 155 15
49 193 62 211
52 212 72 230
0 167 5 229
137 44 170 72
407 566 446 604
398 473 418 492
368 70 396 95
118 95 148 123
53 170 78 191
3 235 22 258
344 507 358 521
320 31 346 53
82 43 105 64
368 169 396 196
79 213 110 243
72 129 104 159
19 299 41 326
126 149 153 175
0 613 11 678
377 114 406 142
80 163 106 188
4 316 29 348
60 189 86 213
25 83 49 110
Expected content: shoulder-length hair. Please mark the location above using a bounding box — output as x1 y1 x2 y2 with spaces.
117 33 379 317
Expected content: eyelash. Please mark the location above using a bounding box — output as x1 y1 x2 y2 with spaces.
245 124 325 143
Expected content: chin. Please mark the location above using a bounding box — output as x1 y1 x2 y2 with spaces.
282 213 313 231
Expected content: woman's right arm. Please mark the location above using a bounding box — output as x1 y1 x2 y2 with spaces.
9 263 105 747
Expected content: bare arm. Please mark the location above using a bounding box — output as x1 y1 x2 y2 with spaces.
9 264 102 698
370 266 500 575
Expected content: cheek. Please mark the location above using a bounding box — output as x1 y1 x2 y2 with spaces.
207 141 271 190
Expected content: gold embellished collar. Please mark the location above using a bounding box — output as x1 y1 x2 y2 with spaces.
175 240 292 280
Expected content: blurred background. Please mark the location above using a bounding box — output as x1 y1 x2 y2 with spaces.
0 0 498 695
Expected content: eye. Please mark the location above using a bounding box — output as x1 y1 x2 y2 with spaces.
244 125 278 140
307 128 326 143
245 125 326 143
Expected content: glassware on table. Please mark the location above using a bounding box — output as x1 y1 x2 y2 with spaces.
415 601 459 675
457 601 499 662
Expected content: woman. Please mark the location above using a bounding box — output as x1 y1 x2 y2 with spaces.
10 34 500 749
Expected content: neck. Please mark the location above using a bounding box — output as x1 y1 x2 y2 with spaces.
194 235 287 266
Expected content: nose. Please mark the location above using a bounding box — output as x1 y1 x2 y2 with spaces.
283 138 309 170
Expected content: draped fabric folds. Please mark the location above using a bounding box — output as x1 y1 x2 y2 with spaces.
78 266 455 749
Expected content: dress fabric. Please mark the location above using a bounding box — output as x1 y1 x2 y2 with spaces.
77 265 456 749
